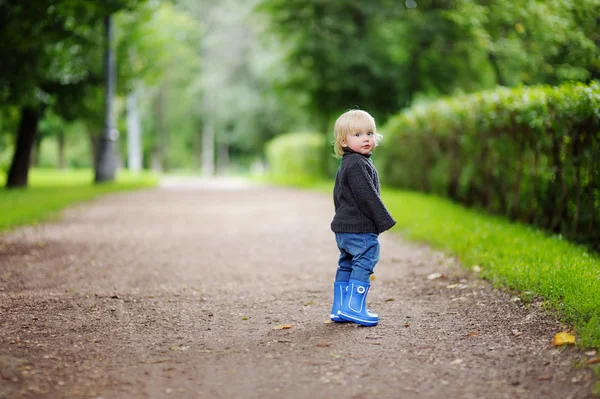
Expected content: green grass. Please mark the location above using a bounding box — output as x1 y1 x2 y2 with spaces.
267 175 600 348
0 168 159 232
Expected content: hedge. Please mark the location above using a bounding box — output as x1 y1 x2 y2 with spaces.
378 82 600 250
264 132 326 179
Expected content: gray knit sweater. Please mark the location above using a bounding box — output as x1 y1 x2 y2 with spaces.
331 148 396 234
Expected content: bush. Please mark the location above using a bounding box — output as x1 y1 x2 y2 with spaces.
379 82 600 250
264 132 326 179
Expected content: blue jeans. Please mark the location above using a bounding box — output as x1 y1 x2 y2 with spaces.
334 233 380 284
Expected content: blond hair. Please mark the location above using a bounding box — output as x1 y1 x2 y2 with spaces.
333 109 382 157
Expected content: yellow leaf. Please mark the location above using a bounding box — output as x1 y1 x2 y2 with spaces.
551 332 575 346
370 275 376 281
273 324 293 330
515 23 524 33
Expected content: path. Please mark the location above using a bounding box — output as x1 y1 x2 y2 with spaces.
0 178 596 398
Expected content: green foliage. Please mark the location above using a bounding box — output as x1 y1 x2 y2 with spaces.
379 81 600 249
0 168 158 232
257 0 600 128
264 132 327 179
256 0 407 125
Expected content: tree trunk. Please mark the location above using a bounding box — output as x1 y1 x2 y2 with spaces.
126 91 143 173
31 133 42 167
201 120 215 177
57 131 65 169
6 106 40 188
154 84 167 172
201 91 215 177
217 142 229 176
487 51 507 86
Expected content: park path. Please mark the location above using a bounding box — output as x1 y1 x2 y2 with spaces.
0 177 596 399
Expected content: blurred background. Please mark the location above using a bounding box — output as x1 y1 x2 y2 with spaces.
1 0 597 177
1 0 599 246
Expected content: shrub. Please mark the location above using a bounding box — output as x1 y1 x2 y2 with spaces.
264 132 326 179
379 82 600 250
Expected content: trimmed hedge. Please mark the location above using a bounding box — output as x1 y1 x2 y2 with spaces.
379 82 600 250
264 132 326 179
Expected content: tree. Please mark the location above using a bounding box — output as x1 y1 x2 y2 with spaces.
0 0 145 188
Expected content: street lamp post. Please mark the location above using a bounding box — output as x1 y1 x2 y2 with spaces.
95 14 118 183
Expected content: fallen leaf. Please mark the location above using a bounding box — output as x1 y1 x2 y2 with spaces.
370 275 376 281
551 332 575 346
241 316 249 320
585 350 597 357
323 320 333 324
168 345 189 351
273 324 293 330
316 342 330 348
384 298 396 302
467 331 479 337
538 375 552 381
303 301 316 306
403 323 410 328
511 330 523 337
446 284 459 289
427 272 444 280
450 359 463 365
587 358 600 365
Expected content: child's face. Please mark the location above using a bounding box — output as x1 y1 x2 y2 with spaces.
343 129 376 155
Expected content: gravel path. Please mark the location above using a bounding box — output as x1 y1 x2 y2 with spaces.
0 178 596 398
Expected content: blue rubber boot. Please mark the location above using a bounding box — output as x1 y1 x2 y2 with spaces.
338 279 379 326
330 282 349 322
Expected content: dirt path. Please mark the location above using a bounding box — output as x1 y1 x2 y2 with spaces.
0 178 596 398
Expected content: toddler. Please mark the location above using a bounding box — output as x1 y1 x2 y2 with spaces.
329 109 396 326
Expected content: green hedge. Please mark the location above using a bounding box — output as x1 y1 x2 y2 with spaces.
379 82 600 250
264 132 326 179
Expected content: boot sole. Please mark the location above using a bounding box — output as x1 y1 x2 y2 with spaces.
338 311 378 326
330 314 349 323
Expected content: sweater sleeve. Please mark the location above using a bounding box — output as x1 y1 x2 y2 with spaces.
346 163 397 233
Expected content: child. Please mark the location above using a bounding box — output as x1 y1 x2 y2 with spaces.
329 109 396 327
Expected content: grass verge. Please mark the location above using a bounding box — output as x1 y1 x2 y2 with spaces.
0 168 159 232
265 175 600 349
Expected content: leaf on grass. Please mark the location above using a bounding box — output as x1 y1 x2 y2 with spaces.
472 265 482 273
551 332 575 346
273 324 293 330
